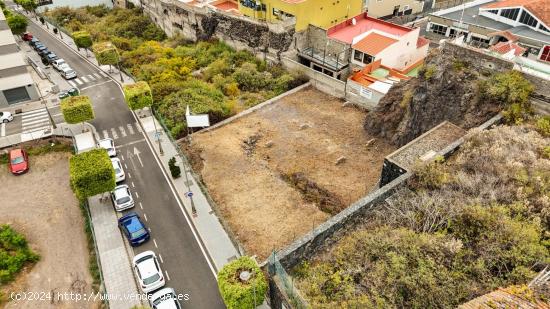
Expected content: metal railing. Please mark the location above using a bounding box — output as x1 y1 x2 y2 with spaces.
268 251 310 309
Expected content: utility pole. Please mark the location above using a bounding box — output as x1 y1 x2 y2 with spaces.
35 83 56 129
149 92 163 155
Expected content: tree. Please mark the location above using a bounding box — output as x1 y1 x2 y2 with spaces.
61 95 94 124
19 0 37 18
123 81 152 110
72 30 92 56
93 41 119 71
485 70 534 124
7 14 27 35
218 256 267 309
69 149 115 200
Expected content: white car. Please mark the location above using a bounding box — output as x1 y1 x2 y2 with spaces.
0 111 14 123
111 158 125 183
149 288 181 309
98 138 116 157
133 251 165 294
60 66 77 80
111 185 134 211
52 58 69 71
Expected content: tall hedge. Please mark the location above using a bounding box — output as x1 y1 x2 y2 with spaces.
93 41 119 66
218 256 267 309
61 95 94 124
123 81 152 110
69 149 115 199
72 31 92 50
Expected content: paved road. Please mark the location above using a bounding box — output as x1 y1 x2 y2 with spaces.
23 13 225 309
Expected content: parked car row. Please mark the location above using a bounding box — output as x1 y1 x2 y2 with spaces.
25 32 77 80
97 139 180 308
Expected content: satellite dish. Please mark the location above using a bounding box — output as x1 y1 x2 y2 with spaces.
352 18 357 25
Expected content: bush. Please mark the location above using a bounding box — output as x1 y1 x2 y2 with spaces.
60 95 94 124
218 256 267 309
72 30 93 50
123 81 152 110
7 14 27 35
69 149 115 199
168 157 181 178
535 116 550 137
0 225 39 285
412 155 451 190
93 41 119 65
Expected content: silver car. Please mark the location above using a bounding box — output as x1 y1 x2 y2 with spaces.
60 66 77 80
111 158 125 183
111 185 134 211
98 138 116 157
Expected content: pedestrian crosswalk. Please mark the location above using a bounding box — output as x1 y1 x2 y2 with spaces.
101 122 142 141
21 108 51 133
67 71 111 88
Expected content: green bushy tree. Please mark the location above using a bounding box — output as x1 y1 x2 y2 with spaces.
69 149 115 199
218 256 267 309
60 95 94 124
72 30 93 55
7 14 27 35
0 225 39 285
123 81 152 110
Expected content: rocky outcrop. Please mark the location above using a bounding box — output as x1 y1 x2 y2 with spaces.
364 49 501 147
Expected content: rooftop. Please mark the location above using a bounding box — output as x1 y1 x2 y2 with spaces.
489 41 526 55
433 1 550 45
483 0 550 26
0 73 34 91
352 32 398 55
0 52 26 71
0 29 16 46
328 12 413 44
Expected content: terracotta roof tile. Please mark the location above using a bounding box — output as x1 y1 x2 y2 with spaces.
483 0 550 27
417 36 430 48
352 32 398 55
490 41 526 55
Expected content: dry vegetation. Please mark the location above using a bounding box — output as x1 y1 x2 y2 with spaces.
183 87 395 260
295 124 550 308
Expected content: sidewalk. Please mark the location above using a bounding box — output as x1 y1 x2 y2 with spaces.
88 196 142 309
140 115 241 271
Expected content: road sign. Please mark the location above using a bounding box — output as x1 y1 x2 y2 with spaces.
154 131 161 140
186 191 193 198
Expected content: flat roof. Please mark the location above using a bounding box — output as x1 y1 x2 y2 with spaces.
433 1 550 45
328 12 412 44
0 29 16 46
0 73 34 91
0 52 26 70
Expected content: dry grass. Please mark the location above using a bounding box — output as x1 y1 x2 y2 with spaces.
184 87 395 260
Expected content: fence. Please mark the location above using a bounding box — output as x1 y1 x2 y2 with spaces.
268 251 310 309
40 15 73 39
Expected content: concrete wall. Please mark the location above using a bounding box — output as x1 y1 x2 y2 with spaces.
0 43 19 55
345 78 384 109
282 56 347 98
365 0 424 18
375 27 424 70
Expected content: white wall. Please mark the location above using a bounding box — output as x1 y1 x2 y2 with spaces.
375 27 423 70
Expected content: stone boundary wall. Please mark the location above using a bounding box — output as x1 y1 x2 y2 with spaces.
282 57 346 98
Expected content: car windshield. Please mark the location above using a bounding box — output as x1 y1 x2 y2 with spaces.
10 157 24 165
153 293 175 306
114 167 121 174
143 273 160 285
131 228 146 239
117 196 131 204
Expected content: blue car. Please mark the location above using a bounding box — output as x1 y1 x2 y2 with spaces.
118 212 150 246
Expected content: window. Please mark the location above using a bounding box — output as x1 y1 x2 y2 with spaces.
487 9 498 14
500 8 519 21
470 36 490 47
540 45 550 62
353 50 363 62
519 10 538 27
430 23 447 36
539 24 550 33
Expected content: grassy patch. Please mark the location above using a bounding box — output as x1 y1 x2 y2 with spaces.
0 225 40 285
78 202 101 292
0 140 73 165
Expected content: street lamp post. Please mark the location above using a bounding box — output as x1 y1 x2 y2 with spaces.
114 48 124 82
35 83 56 130
148 92 163 156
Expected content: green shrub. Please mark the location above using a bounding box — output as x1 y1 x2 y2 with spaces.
0 225 39 285
6 14 27 35
543 146 550 159
535 116 550 137
413 155 451 190
72 30 93 50
60 95 94 124
400 89 413 109
218 256 267 309
123 81 152 110
452 60 466 71
423 65 436 80
93 41 119 66
168 157 181 178
69 149 115 199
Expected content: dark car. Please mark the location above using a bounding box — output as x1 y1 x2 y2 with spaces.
38 48 51 57
43 52 58 64
22 32 33 41
29 37 40 47
118 212 150 246
33 43 45 51
58 87 79 100
8 148 29 175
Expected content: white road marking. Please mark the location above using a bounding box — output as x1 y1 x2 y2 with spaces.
116 139 146 149
21 109 47 117
110 127 118 139
93 73 101 79
159 254 164 264
68 80 77 87
100 71 108 77
135 122 142 133
119 126 127 137
144 213 148 221
153 239 158 248
127 123 135 135
22 116 49 125
165 271 170 281
75 78 83 85
102 130 109 139
135 192 139 198
87 74 96 81
124 163 128 169
0 123 5 137
139 202 143 210
131 182 135 188
81 75 89 83
127 172 131 179
121 154 124 160
79 80 113 91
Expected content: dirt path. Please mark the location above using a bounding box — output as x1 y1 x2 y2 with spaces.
0 153 99 309
186 87 395 260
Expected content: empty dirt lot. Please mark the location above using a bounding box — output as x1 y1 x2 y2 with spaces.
184 87 396 260
0 152 98 309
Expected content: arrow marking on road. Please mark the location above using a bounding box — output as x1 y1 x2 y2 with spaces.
133 147 143 167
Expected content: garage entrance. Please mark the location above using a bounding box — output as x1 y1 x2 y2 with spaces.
3 86 31 104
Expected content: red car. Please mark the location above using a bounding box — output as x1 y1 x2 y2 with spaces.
8 149 29 175
22 32 33 41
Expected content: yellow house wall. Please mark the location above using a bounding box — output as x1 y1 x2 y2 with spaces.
239 0 363 31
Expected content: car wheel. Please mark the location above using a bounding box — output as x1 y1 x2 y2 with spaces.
2 119 8 123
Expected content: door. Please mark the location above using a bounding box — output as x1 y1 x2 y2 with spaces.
393 5 400 16
540 45 550 62
3 87 31 105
